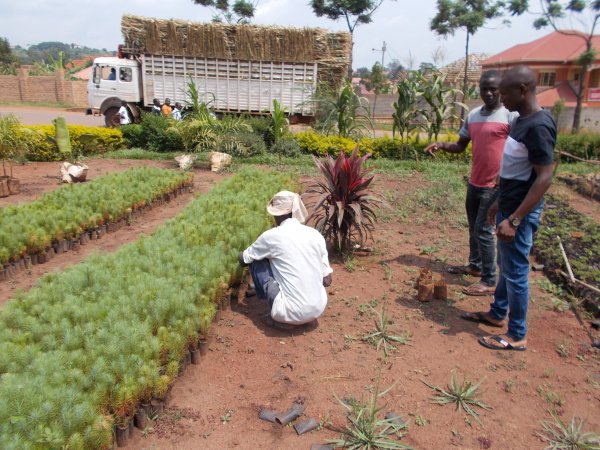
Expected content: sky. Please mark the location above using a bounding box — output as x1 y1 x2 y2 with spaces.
0 0 552 69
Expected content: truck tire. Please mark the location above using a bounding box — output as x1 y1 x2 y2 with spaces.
104 107 121 127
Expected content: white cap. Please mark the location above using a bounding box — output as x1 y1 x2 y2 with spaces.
266 191 308 224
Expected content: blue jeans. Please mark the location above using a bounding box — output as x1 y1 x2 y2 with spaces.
489 203 543 341
249 259 280 310
465 184 497 286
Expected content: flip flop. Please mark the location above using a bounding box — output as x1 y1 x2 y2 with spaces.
478 335 527 351
460 311 504 327
447 265 481 277
462 283 496 296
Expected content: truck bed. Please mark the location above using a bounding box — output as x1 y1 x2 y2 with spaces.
142 55 317 115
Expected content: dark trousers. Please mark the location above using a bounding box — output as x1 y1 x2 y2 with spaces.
465 184 497 286
249 259 280 310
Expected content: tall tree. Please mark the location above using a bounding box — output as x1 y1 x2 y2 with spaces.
430 0 506 118
508 0 600 133
0 38 16 66
310 0 396 78
192 0 256 24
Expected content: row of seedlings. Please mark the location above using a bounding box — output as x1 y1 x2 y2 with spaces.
0 168 295 449
0 167 194 281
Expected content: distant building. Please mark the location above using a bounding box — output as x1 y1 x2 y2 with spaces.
482 30 600 109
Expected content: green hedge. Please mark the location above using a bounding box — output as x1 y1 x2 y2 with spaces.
20 125 124 161
0 168 295 449
0 167 192 265
292 130 472 162
555 132 600 161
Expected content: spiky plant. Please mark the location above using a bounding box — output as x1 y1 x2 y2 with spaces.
422 372 492 425
362 303 411 360
539 413 600 450
328 376 412 450
308 146 381 253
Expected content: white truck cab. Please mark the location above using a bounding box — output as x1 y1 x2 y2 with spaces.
88 57 142 126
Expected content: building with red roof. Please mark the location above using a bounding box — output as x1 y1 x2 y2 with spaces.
482 30 600 110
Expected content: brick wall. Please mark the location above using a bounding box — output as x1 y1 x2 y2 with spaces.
0 68 88 107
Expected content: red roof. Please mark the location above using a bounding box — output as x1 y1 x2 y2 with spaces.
483 30 600 66
536 82 578 108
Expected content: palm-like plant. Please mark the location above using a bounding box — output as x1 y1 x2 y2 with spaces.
308 146 381 253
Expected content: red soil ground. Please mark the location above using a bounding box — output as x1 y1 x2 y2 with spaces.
1 162 598 450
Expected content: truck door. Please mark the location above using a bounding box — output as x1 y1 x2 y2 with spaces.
89 64 118 109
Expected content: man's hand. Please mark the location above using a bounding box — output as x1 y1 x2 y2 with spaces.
496 219 516 242
487 200 499 226
425 142 441 157
238 252 249 267
323 274 332 288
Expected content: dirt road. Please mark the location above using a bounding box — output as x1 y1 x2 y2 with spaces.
0 105 105 127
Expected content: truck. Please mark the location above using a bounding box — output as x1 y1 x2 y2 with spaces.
87 15 351 127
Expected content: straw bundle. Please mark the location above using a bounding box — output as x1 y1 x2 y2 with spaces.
121 14 351 86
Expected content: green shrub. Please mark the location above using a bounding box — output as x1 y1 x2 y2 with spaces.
21 125 124 161
216 132 267 157
121 124 145 148
138 113 183 152
270 137 301 158
555 132 600 161
293 130 471 162
244 115 275 147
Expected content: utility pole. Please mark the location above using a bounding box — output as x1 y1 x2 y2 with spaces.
372 41 387 68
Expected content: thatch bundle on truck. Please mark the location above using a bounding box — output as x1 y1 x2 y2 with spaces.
121 14 351 87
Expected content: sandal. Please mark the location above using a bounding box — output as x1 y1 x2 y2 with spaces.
447 265 481 277
462 282 496 296
478 335 527 351
460 311 505 327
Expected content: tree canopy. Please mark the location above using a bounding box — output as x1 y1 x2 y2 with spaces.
507 0 600 132
192 0 256 23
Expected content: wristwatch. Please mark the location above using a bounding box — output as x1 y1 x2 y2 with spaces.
508 216 521 228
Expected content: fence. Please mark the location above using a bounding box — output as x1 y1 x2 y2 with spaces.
0 68 88 107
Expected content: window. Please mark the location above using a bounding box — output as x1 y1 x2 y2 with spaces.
119 67 132 82
92 65 101 84
538 72 556 87
102 66 116 81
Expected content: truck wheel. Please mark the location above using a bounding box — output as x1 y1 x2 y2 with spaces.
104 107 120 127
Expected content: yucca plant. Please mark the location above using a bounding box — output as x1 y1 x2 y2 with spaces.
308 146 381 253
328 375 412 449
539 413 600 450
422 372 492 425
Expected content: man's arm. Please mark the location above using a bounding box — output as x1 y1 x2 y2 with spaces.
323 274 332 287
496 163 553 241
425 136 470 156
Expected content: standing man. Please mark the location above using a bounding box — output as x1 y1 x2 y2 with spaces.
239 191 333 328
463 65 556 351
118 100 131 126
161 98 173 117
426 70 518 296
152 98 162 115
172 102 183 121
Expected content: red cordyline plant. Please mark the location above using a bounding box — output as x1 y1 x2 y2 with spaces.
308 145 381 253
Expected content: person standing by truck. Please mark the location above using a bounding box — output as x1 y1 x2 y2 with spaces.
161 98 172 117
152 98 161 116
118 100 131 125
172 102 183 121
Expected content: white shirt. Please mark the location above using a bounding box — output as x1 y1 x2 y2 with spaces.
172 108 182 121
243 218 333 324
118 105 130 125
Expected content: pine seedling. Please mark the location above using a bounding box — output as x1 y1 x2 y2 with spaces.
422 372 491 426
